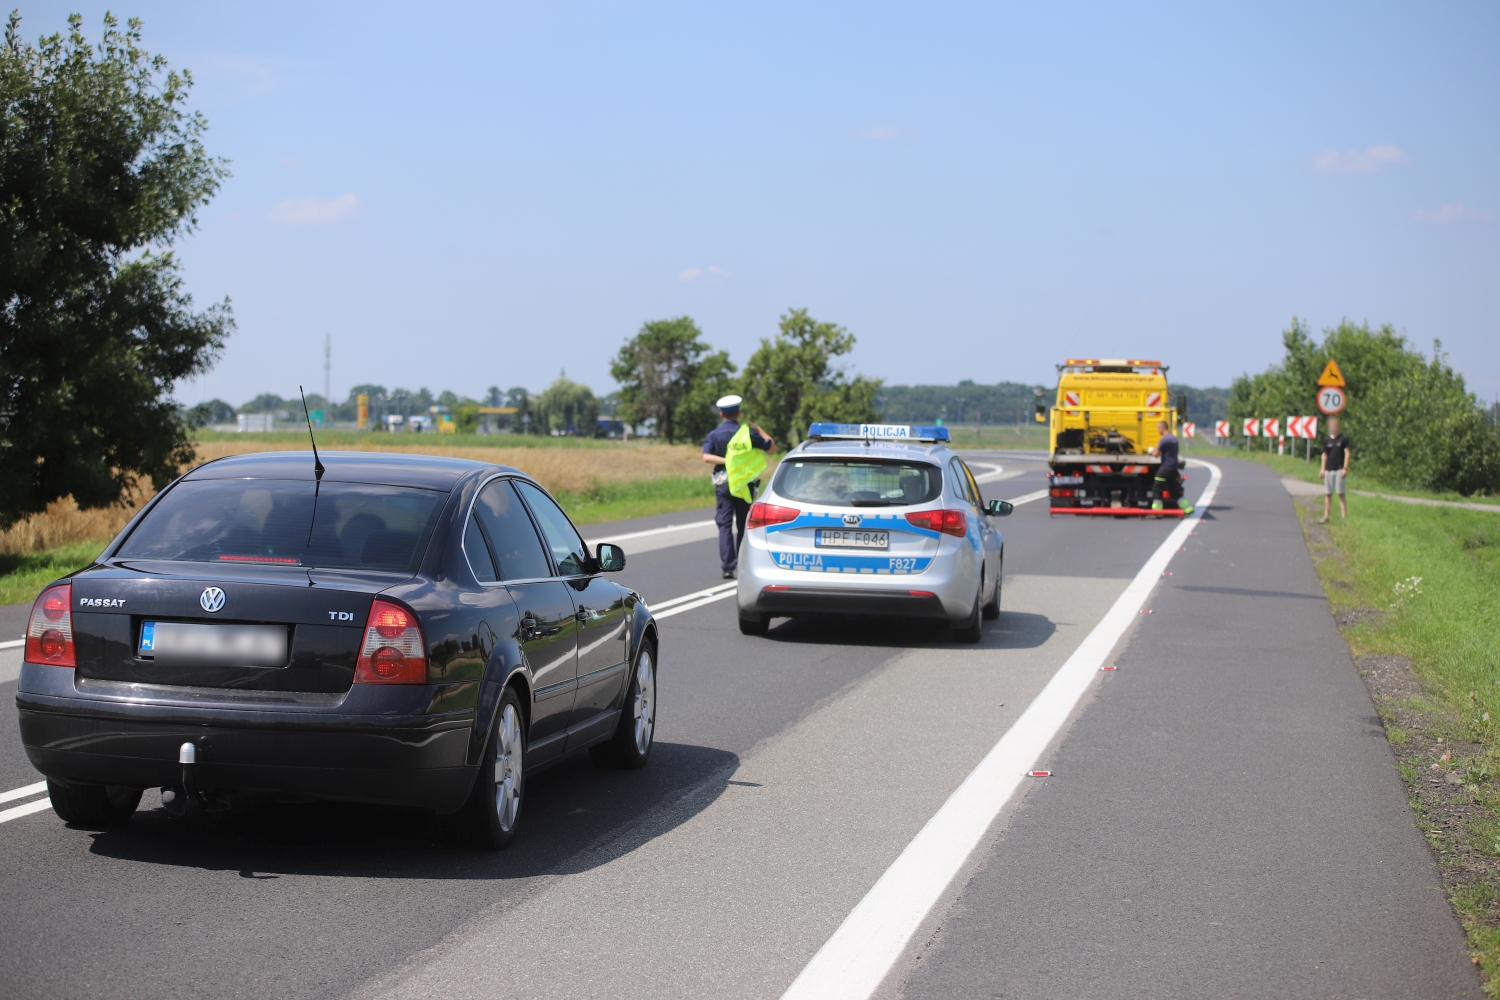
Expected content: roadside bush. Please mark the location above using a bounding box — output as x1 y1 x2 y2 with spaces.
1230 319 1500 496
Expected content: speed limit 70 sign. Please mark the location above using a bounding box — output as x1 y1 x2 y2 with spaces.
1317 386 1346 415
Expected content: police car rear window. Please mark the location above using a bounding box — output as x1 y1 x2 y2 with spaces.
774 459 942 507
117 480 446 574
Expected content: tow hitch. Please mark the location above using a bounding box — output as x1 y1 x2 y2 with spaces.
160 742 229 815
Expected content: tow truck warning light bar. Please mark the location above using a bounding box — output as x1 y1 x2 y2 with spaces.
1057 359 1168 371
805 423 951 442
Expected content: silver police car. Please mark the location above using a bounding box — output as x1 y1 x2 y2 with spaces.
735 424 1012 642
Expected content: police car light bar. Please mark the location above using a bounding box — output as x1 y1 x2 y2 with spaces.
806 423 951 442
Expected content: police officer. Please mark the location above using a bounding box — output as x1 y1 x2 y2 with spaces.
702 395 775 578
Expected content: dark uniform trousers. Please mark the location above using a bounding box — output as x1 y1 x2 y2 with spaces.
1154 467 1182 508
716 484 751 572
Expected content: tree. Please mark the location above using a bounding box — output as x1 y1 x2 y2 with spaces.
610 316 738 444
0 14 231 528
738 309 882 446
505 386 532 432
1229 319 1499 495
533 378 598 435
185 398 235 428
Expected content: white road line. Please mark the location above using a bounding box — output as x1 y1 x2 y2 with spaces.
649 582 737 612
0 797 52 825
0 781 47 805
780 460 1223 1000
1007 488 1049 506
0 639 23 650
655 590 738 620
585 519 716 544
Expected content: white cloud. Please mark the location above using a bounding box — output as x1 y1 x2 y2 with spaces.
850 124 916 141
267 194 363 225
1413 202 1493 225
1311 144 1409 175
677 265 729 283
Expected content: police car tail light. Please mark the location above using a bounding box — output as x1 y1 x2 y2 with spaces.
748 502 799 530
904 509 967 537
25 584 75 667
355 600 427 684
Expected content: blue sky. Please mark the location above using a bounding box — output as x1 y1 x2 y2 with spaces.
24 1 1500 405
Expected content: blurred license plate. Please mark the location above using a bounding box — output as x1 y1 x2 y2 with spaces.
814 529 889 549
139 621 288 668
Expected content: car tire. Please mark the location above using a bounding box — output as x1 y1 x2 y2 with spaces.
951 582 983 644
982 562 1002 620
738 611 769 636
591 640 657 770
47 780 141 828
458 685 526 850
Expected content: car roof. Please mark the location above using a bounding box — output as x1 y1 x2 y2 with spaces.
183 450 508 491
789 440 952 461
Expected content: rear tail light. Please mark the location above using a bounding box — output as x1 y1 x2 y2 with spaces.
1050 488 1075 497
25 584 75 667
908 590 937 598
747 502 800 530
904 509 968 537
354 600 427 684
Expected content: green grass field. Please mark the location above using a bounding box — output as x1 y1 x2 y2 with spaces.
194 429 640 450
0 541 109 607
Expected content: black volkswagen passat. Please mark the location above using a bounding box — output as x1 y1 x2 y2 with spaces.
15 451 656 849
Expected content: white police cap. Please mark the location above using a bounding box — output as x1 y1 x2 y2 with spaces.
716 394 743 410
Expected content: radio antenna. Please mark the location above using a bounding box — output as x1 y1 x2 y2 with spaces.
299 386 326 481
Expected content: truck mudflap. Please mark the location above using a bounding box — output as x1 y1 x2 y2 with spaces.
1049 507 1186 518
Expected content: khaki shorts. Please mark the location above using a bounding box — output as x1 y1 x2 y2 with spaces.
1324 470 1346 495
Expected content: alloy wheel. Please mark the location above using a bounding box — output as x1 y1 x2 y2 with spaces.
633 650 656 754
494 703 523 832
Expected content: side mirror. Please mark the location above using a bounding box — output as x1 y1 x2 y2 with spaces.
595 542 626 572
986 499 1014 517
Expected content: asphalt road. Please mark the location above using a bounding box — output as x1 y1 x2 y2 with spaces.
0 454 1480 999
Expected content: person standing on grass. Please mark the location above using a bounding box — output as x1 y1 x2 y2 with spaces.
1319 415 1351 523
702 395 776 579
1148 420 1194 515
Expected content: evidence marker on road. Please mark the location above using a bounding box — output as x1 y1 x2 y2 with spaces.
1027 771 1052 778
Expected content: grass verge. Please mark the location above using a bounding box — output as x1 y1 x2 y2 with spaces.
0 540 110 607
1195 443 1500 504
554 476 716 526
1295 491 1500 990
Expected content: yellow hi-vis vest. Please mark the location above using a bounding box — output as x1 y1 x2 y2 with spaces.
725 423 767 502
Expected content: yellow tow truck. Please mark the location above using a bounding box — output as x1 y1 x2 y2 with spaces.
1044 358 1186 517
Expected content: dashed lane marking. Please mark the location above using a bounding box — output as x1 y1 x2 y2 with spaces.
0 781 47 806
0 798 53 825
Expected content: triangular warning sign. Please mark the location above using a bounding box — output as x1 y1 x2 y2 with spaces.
1316 359 1345 387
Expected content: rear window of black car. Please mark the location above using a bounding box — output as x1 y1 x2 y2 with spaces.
773 459 942 506
117 480 447 573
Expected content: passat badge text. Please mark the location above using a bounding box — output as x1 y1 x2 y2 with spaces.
78 598 126 608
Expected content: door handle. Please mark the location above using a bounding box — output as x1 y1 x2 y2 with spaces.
520 616 537 638
575 607 590 623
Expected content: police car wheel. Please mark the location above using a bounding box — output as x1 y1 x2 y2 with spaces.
738 611 769 636
951 583 983 644
982 562 1002 620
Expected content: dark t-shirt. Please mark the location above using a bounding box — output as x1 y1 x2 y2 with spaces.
702 420 770 458
1157 433 1179 473
1324 433 1350 472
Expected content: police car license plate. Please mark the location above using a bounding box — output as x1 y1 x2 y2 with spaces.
814 529 889 550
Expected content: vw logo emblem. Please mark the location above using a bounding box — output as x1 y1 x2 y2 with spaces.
199 587 226 613
843 514 862 526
